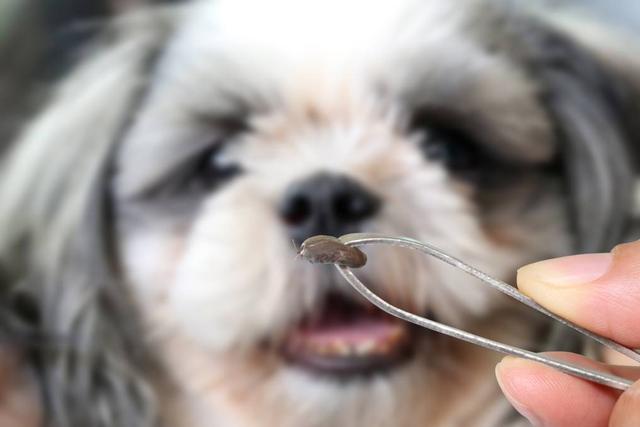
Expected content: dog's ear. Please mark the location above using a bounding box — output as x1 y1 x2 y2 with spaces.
0 12 171 427
511 17 640 253
503 15 640 354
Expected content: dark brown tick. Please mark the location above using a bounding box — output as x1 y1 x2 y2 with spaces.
297 235 367 268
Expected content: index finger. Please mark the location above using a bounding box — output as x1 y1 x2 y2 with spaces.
496 352 640 427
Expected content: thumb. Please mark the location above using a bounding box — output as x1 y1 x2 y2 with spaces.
517 241 640 347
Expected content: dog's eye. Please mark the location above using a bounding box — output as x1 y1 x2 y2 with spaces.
408 114 513 185
188 144 241 190
417 124 487 174
421 126 483 173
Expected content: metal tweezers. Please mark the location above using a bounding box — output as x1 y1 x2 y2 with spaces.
299 233 640 390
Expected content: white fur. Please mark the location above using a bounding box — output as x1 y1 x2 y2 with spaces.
111 1 573 426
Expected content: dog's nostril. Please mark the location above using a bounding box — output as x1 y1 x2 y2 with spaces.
280 172 380 243
333 192 379 222
281 194 312 225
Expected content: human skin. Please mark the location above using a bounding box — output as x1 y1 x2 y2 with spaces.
495 241 640 427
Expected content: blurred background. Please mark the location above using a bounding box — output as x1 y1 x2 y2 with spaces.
1 0 640 152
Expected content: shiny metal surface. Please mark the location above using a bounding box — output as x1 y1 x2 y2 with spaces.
323 233 637 390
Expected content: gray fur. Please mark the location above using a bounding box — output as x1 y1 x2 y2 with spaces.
0 10 173 427
494 16 640 352
513 21 640 252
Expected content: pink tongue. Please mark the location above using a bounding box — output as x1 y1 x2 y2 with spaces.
297 318 404 346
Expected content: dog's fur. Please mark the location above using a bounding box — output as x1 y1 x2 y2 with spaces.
2 0 640 426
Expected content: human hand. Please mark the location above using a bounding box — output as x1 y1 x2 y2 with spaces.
496 241 640 427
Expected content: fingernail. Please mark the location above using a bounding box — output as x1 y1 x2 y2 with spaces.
495 360 545 426
517 253 612 287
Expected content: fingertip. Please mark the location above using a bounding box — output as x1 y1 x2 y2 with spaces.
610 379 640 427
495 355 619 427
495 358 550 406
495 357 544 426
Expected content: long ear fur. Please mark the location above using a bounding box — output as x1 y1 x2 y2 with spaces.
512 17 640 253
0 10 171 427
501 13 640 352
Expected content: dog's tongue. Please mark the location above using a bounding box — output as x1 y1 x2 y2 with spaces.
296 316 405 347
285 293 410 359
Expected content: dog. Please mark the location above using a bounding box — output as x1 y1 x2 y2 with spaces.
1 0 640 426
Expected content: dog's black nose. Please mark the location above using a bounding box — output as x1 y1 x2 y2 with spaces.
280 172 380 245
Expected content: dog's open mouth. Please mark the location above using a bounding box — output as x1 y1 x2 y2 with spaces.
282 291 414 376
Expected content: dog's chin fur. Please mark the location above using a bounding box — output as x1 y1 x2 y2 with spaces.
1 0 640 426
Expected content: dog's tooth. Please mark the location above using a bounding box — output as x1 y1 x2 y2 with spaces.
324 341 336 354
327 344 337 356
355 340 376 355
333 340 352 356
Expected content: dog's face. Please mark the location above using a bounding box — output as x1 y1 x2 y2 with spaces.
3 0 638 426
113 0 572 424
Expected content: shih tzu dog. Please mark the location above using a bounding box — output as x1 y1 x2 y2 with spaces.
1 0 640 426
